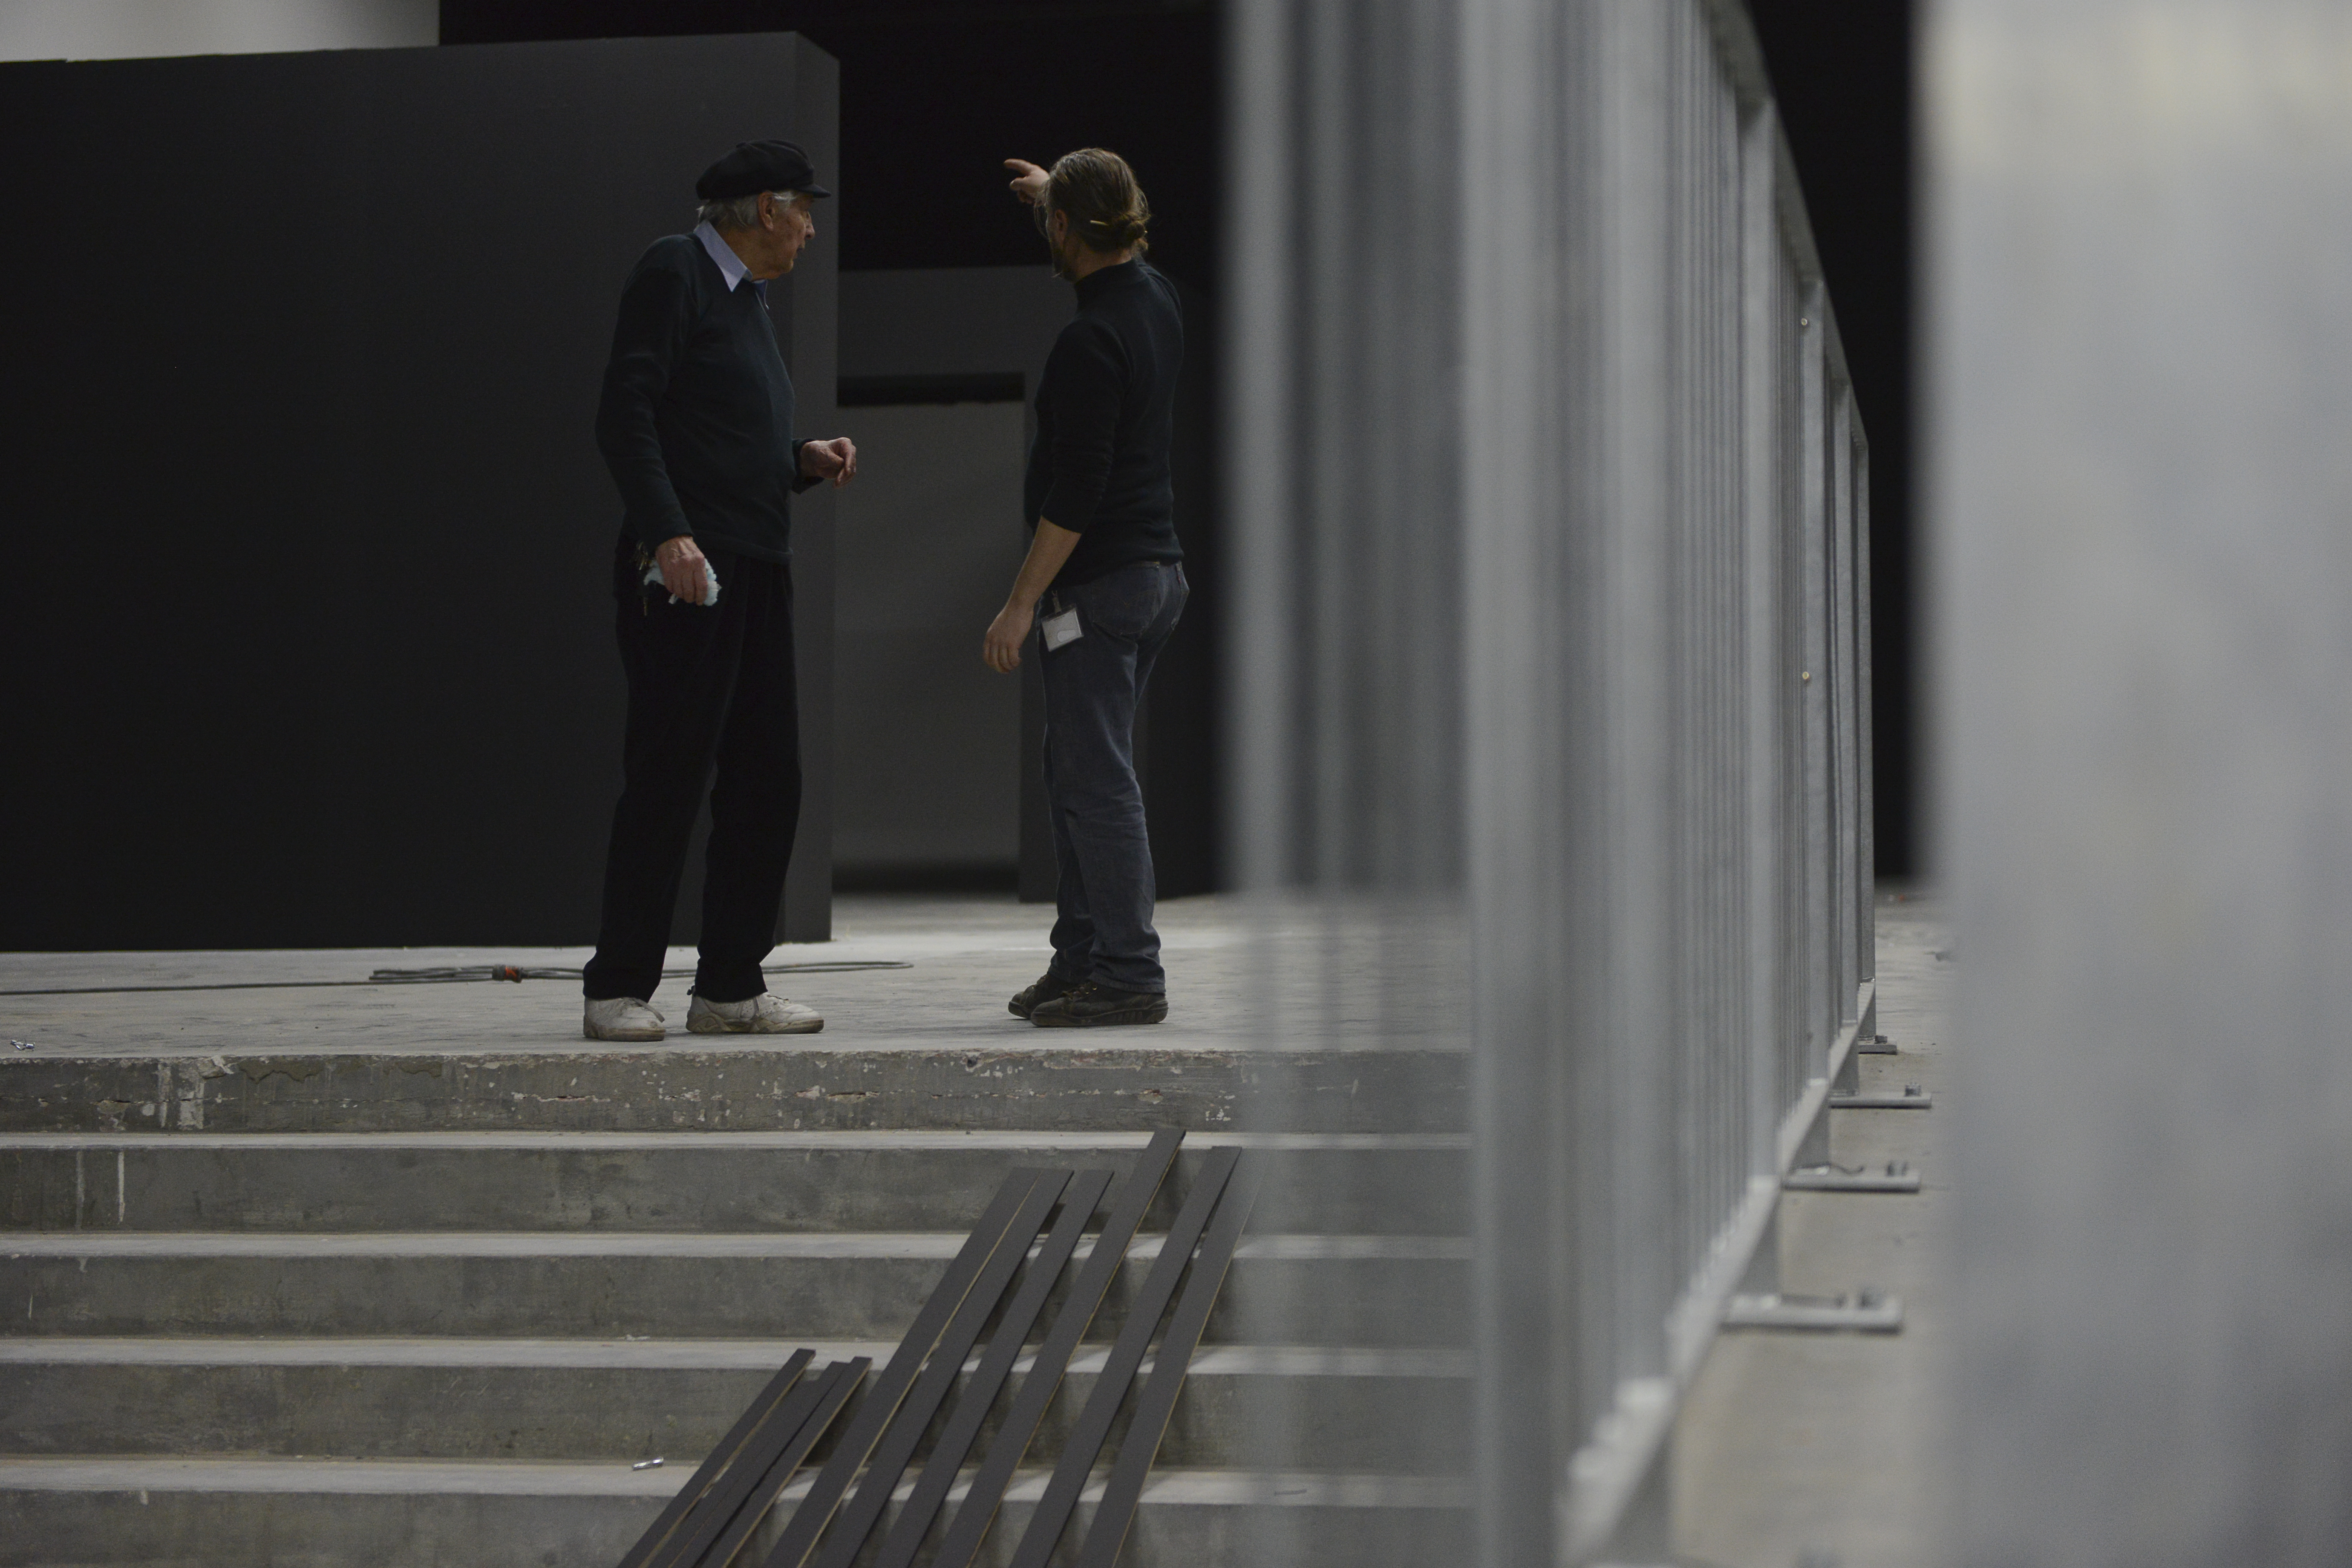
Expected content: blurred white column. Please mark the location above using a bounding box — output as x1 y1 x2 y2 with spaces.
0 0 434 61
1931 1 2352 1561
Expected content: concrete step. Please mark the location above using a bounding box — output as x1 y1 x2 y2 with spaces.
0 1458 1466 1568
2 1047 1467 1135
0 1340 1467 1473
0 1132 1466 1237
0 1233 1467 1345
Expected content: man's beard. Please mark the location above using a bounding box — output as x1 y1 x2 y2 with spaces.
1037 205 1075 280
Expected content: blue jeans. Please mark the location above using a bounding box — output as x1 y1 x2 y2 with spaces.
1039 560 1188 994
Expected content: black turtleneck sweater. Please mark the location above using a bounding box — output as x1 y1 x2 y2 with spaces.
1023 259 1185 587
595 234 818 564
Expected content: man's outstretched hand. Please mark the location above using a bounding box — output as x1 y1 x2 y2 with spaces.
1005 159 1049 208
799 436 859 487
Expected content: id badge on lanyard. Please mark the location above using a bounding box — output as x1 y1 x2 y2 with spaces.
1041 592 1083 651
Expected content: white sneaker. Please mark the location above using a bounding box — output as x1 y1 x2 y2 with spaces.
686 992 824 1035
583 997 666 1041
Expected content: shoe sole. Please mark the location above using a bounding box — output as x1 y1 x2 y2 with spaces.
686 1017 825 1035
1010 982 1079 1020
582 1025 666 1042
1031 1006 1168 1029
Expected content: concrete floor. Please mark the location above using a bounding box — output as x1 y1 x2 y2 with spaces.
0 887 1953 1565
0 894 1249 1059
1672 889 1954 1568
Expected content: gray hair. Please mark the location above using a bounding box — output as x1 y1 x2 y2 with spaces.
697 189 801 231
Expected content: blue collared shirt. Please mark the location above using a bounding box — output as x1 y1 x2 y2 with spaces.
693 221 761 299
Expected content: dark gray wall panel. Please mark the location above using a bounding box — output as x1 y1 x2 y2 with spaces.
0 32 837 948
834 265 1222 901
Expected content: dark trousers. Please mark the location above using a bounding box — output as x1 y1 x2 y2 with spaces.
1041 560 1188 995
583 541 801 1004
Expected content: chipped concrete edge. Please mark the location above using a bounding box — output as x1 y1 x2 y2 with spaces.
0 1049 1467 1135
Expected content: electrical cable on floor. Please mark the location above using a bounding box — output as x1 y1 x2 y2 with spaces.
0 962 911 998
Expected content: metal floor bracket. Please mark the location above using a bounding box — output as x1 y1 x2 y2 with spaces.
1828 1084 1933 1110
1856 1032 1898 1055
1783 1161 1920 1193
1723 1290 1904 1333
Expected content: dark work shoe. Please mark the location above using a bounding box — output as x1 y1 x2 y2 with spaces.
1029 981 1169 1028
1009 970 1078 1020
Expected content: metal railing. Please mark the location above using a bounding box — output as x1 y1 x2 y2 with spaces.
1228 0 1876 1559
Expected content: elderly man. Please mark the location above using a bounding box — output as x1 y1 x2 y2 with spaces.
582 139 858 1043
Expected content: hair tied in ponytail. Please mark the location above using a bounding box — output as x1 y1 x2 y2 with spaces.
1048 148 1153 256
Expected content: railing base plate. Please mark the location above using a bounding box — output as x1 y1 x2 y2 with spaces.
1783 1162 1920 1193
1829 1085 1933 1110
1723 1290 1904 1333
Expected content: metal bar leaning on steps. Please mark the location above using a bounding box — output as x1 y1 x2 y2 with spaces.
869 1166 1118 1568
615 1349 813 1568
927 1130 1186 1568
1003 1144 1244 1568
648 1360 843 1568
655 1360 846 1568
688 1359 868 1568
1073 1157 1263 1568
757 1169 1057 1568
807 1169 1075 1568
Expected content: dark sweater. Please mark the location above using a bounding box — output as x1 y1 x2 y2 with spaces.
1023 259 1185 586
595 234 818 563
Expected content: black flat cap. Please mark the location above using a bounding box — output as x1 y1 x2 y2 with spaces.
696 139 831 201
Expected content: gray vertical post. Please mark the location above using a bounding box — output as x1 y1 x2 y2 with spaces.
1933 0 2352 1559
1598 0 1676 1404
1829 390 1859 1022
1223 0 1296 898
1464 0 1565 1560
1852 432 1876 1031
780 37 839 941
1796 291 1833 1078
1741 99 1788 1283
1825 386 1862 1094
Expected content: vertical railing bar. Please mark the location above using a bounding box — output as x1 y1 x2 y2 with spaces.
1600 0 1677 1386
1741 98 1785 1192
1463 0 1561 1563
1829 387 1859 1021
1225 0 1296 894
1853 432 1877 998
1300 0 1355 888
1782 256 1797 1108
1798 283 1832 1080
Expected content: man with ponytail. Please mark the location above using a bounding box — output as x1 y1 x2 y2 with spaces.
983 149 1187 1028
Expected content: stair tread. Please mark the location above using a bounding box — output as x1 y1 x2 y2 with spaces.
0 1231 1469 1260
0 1456 1468 1508
0 1131 1467 1150
0 1338 1470 1376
